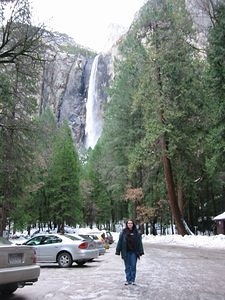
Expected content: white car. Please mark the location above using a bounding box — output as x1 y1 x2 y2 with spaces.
0 236 40 296
23 233 99 267
77 234 106 256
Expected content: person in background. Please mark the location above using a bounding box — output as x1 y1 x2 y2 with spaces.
100 232 106 241
115 219 144 285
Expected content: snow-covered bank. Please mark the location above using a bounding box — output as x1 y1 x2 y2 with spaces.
112 232 225 249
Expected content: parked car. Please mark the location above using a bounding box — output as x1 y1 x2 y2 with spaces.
102 230 114 244
22 233 99 267
65 233 100 256
78 234 106 256
87 230 114 245
0 236 40 296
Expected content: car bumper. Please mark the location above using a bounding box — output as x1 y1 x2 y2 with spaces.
98 248 106 255
0 265 40 285
74 249 99 261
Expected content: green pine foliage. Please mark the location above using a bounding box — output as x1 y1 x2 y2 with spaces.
137 0 206 200
82 144 113 227
0 65 40 234
96 0 211 230
45 121 82 230
2 0 225 234
26 109 58 229
204 2 225 213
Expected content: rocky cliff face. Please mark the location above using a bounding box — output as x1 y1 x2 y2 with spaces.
39 34 113 151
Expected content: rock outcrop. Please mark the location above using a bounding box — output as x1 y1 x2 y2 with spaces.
39 33 113 151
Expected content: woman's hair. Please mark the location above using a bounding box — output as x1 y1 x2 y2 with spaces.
125 219 137 230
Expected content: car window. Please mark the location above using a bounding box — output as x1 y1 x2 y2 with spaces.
41 236 62 245
25 236 44 245
79 235 92 241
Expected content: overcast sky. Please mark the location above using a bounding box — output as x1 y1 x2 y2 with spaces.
30 0 146 52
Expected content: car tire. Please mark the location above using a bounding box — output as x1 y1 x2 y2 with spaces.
75 260 86 266
57 252 73 268
1 283 18 295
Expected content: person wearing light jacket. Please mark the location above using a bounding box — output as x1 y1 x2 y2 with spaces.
115 219 144 285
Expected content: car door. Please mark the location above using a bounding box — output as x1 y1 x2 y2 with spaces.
23 236 44 262
37 235 62 262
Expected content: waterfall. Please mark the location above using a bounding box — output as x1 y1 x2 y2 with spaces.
85 55 103 149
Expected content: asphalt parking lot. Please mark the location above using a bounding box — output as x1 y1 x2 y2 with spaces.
6 242 225 300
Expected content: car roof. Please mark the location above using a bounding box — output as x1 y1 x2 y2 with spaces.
27 233 83 243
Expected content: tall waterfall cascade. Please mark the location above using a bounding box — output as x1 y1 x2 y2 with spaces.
85 55 103 149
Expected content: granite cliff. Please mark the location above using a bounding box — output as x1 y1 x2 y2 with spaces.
38 33 113 151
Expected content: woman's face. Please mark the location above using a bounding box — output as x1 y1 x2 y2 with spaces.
127 220 133 230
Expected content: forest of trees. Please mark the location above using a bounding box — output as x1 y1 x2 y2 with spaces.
0 0 225 236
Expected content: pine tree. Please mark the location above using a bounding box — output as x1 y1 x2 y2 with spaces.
0 0 49 234
205 2 225 213
0 63 40 234
135 0 207 235
45 121 82 232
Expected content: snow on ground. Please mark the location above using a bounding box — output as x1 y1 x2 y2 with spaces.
10 227 225 249
111 232 225 249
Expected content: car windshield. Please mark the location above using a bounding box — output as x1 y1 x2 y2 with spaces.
0 236 12 245
65 234 82 241
79 234 92 241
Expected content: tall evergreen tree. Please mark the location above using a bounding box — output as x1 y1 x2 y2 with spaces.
98 0 207 234
99 34 146 221
135 0 207 234
45 121 82 232
0 63 40 234
83 144 112 227
25 109 58 231
205 2 225 213
0 0 49 234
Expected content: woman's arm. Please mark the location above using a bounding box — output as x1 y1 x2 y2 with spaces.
115 232 123 255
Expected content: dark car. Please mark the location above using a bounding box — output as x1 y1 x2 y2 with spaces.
0 236 40 296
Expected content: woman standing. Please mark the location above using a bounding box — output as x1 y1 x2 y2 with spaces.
115 219 144 285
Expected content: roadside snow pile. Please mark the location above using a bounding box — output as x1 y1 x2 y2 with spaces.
8 227 225 249
142 234 225 249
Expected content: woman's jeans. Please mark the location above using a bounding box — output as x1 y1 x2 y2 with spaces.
124 251 137 283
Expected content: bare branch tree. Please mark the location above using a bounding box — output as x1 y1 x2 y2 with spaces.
0 0 49 64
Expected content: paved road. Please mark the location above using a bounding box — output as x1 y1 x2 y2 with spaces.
5 242 225 300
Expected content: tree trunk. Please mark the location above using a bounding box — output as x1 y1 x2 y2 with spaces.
0 201 7 236
177 183 185 216
1 138 13 236
160 134 187 236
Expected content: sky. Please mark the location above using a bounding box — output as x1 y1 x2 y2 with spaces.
30 0 146 53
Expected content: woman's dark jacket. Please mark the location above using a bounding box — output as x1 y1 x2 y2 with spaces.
115 228 144 259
